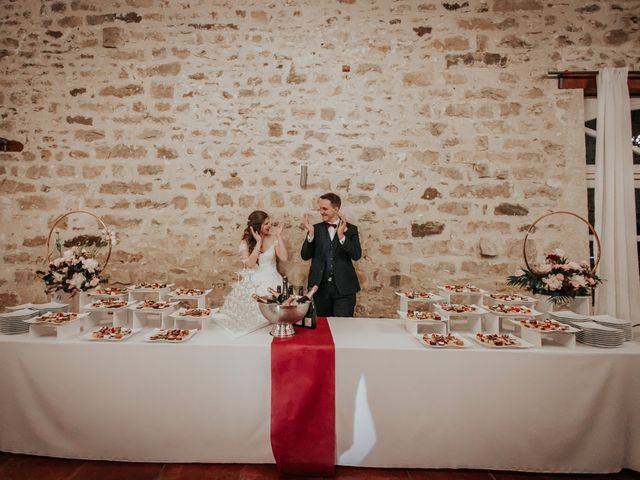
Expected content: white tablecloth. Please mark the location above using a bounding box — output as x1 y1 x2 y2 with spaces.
0 318 638 473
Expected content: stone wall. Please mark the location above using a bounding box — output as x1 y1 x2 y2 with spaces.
1 0 638 315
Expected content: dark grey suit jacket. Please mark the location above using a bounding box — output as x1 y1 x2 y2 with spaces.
300 222 362 295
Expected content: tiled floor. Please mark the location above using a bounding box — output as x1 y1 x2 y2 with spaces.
0 452 637 480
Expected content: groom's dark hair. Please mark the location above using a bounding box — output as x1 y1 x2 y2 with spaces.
320 192 341 209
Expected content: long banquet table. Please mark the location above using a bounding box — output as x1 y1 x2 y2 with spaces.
0 317 639 473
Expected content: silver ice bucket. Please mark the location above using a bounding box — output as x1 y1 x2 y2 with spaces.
257 301 310 338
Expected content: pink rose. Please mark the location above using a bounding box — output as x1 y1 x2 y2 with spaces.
555 273 564 281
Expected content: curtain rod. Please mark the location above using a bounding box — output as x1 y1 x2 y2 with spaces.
548 70 640 77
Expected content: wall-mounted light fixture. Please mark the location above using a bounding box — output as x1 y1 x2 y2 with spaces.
300 164 308 189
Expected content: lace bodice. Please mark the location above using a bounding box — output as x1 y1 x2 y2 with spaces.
239 240 282 295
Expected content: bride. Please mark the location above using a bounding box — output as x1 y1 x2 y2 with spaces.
239 210 288 295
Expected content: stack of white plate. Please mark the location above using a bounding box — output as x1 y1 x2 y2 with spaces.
549 310 590 326
590 314 633 341
574 321 625 348
7 302 69 314
0 308 38 335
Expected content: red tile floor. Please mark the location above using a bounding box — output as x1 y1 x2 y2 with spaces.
0 452 637 480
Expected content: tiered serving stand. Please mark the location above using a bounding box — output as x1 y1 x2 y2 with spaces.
26 312 90 339
483 294 542 336
129 302 179 329
168 288 212 309
395 291 445 335
80 289 133 330
436 286 491 335
170 307 218 330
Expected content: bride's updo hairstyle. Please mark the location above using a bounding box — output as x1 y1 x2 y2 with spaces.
242 210 269 254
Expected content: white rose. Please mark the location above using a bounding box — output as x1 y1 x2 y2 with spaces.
69 272 85 290
566 262 581 271
570 275 586 289
63 249 74 259
82 258 99 273
552 249 565 258
537 264 553 274
543 276 562 291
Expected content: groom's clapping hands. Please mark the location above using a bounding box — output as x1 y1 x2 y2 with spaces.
302 213 314 240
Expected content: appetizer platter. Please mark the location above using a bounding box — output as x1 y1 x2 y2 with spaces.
169 288 211 298
484 293 537 306
439 283 484 294
471 332 532 349
401 310 442 321
26 312 82 325
485 304 541 317
86 326 141 341
434 303 486 315
415 333 466 349
88 287 129 296
132 300 178 312
515 318 578 333
26 311 90 338
85 298 134 310
395 291 442 301
146 328 198 343
128 282 173 291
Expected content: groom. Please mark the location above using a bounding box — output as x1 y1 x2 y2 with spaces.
301 192 362 317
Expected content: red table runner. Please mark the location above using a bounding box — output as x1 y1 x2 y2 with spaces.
270 316 335 477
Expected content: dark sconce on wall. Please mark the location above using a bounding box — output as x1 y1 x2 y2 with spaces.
0 138 24 152
300 165 308 189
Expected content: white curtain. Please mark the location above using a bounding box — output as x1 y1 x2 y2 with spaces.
594 66 640 326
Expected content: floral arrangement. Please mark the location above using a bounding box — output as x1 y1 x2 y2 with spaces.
507 249 602 304
37 228 116 296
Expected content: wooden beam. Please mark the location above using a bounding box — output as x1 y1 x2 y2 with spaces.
551 72 640 97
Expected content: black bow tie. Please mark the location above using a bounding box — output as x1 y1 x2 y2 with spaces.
325 222 338 229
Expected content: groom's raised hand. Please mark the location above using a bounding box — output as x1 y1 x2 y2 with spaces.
338 214 348 240
302 213 314 240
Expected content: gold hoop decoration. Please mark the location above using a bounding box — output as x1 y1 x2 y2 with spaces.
45 210 113 271
523 210 601 275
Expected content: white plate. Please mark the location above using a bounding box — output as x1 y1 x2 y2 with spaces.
128 283 174 292
84 300 137 311
397 310 443 322
511 319 581 333
170 307 218 320
483 293 537 304
129 302 178 313
469 333 533 349
86 291 129 297
437 285 487 295
414 333 466 349
434 304 487 317
25 312 89 326
169 288 212 299
85 328 141 342
145 328 198 343
485 307 542 317
394 292 442 301
0 308 39 318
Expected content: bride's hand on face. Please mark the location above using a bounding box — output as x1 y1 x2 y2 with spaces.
274 223 284 237
250 226 262 244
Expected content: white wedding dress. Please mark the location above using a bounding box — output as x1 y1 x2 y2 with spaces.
216 241 283 337
243 241 283 295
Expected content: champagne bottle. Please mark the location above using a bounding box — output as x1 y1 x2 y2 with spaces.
275 285 285 304
297 285 318 304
